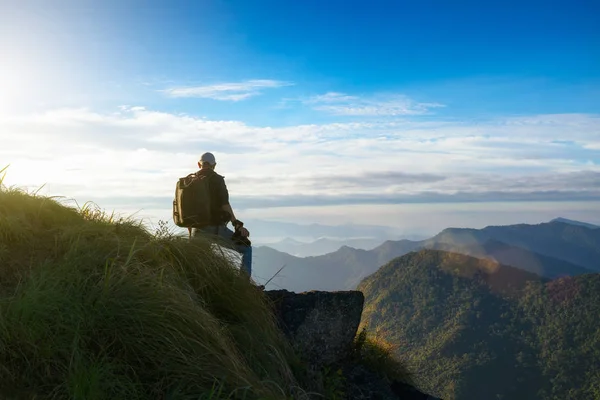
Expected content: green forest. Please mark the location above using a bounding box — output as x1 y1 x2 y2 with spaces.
358 250 600 400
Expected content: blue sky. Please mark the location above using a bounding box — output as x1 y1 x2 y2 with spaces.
3 0 599 116
1 0 599 235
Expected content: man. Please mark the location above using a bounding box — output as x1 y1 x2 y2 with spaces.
192 152 254 280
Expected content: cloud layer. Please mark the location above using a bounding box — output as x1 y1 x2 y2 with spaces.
162 79 293 101
1 107 599 217
303 92 445 115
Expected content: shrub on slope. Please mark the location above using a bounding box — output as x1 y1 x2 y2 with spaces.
0 186 305 399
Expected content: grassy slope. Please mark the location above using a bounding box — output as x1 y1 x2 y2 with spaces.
0 185 308 400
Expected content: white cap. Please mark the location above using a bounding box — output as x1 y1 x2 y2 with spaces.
199 152 216 165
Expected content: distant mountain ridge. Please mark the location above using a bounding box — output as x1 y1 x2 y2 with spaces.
429 220 600 272
550 217 599 229
253 239 422 292
426 239 593 279
257 236 384 257
253 219 600 291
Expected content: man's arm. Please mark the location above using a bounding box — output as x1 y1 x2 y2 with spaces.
221 203 237 224
213 175 235 223
215 175 243 228
222 203 249 236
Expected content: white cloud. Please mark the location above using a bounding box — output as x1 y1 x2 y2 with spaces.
303 92 445 116
161 79 293 101
1 107 599 227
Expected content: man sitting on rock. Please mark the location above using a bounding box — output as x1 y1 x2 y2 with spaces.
192 152 257 285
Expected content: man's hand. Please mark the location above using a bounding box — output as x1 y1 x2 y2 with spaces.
232 219 249 237
238 226 250 237
232 219 243 229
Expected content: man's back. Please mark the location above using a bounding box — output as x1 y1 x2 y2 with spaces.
197 168 229 225
192 152 253 281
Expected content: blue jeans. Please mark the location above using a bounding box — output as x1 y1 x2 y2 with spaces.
193 225 252 277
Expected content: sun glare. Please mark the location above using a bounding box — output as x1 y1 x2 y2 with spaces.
0 57 38 113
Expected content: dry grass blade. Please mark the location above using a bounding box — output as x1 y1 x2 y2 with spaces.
0 165 9 188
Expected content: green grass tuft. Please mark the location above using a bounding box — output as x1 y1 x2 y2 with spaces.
0 185 311 399
352 326 414 386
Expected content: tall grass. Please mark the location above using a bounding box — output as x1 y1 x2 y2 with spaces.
0 184 310 399
352 327 414 386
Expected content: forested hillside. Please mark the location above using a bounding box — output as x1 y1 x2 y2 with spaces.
358 250 600 400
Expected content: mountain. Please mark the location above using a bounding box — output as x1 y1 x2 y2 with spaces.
253 220 598 291
428 221 600 272
253 239 421 292
253 245 382 292
550 217 600 229
358 249 600 400
426 239 594 279
258 236 384 257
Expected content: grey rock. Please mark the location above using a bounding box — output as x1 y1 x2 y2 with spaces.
265 289 364 366
264 289 443 400
342 363 399 400
342 362 442 400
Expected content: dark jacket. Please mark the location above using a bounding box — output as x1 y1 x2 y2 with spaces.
197 168 230 225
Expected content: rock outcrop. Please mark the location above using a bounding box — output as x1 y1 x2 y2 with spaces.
265 289 363 366
265 289 442 400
